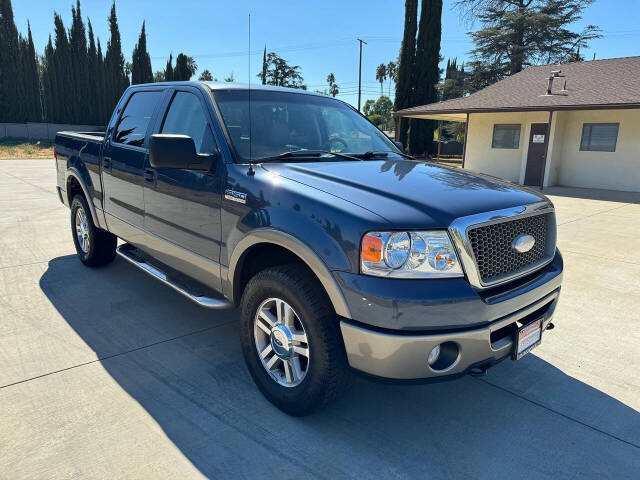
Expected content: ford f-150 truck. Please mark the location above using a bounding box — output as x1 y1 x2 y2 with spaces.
55 82 563 416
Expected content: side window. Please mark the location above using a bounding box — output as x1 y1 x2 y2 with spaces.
161 92 216 154
492 124 521 149
114 91 162 146
580 123 619 152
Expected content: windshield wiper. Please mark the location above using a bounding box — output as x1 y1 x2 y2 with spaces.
346 150 417 160
347 151 389 160
256 149 362 163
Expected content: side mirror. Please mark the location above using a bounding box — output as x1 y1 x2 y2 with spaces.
394 140 405 152
149 134 217 171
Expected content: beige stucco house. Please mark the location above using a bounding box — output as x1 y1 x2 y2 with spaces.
395 57 640 192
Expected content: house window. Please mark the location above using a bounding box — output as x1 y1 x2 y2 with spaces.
580 123 619 152
492 124 521 149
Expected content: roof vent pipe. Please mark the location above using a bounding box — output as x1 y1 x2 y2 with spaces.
547 70 563 95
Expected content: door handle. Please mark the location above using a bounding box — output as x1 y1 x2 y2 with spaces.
103 157 112 171
144 169 156 186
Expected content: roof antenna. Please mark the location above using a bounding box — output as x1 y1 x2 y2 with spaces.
247 13 255 176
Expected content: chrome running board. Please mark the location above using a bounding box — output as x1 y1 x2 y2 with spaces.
116 243 232 309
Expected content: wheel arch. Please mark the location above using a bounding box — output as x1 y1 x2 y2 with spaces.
227 229 352 319
66 169 101 228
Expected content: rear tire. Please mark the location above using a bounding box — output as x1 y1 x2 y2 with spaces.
240 264 353 416
70 194 117 267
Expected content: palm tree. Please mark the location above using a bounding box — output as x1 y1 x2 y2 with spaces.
326 72 339 97
375 63 387 97
386 60 397 97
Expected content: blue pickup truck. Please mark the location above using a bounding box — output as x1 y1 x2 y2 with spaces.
55 82 563 415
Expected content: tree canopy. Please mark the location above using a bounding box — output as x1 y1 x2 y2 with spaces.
174 53 197 81
198 70 214 81
259 52 306 89
457 0 601 91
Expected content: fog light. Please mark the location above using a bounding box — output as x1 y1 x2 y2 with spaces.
428 344 441 366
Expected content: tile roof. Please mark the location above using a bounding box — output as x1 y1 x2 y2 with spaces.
395 56 640 117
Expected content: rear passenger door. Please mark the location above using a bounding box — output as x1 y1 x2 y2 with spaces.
143 87 223 268
102 89 163 229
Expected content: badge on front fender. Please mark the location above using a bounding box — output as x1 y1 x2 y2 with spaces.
225 189 247 204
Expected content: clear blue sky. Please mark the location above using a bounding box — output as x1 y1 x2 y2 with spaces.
13 0 640 108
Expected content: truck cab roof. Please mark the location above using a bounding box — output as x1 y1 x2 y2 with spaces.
129 80 328 98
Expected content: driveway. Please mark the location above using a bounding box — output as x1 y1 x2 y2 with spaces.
0 160 638 479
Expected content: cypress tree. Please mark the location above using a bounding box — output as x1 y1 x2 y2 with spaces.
19 31 37 122
164 53 173 81
24 22 41 121
0 0 22 122
41 35 55 122
104 2 129 116
261 45 267 84
394 0 417 149
70 0 90 124
408 0 442 155
97 38 107 124
53 13 73 123
87 19 99 124
131 21 153 84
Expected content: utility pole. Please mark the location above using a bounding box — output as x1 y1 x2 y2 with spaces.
357 38 367 111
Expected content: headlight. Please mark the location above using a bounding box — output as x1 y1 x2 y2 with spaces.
361 230 463 278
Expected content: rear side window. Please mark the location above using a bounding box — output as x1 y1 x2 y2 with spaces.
161 91 216 154
114 91 162 147
492 124 521 149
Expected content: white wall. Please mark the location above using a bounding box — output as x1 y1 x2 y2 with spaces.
552 109 640 192
464 109 640 192
464 111 548 183
0 123 103 141
544 111 566 187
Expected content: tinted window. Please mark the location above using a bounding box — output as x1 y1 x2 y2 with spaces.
161 92 216 154
580 123 618 152
114 91 162 146
492 124 521 149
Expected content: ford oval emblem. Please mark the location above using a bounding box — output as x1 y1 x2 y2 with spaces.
512 234 535 253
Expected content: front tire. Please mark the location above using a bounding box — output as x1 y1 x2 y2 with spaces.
70 194 117 267
240 265 353 416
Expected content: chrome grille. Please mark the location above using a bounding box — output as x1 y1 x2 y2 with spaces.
467 213 552 284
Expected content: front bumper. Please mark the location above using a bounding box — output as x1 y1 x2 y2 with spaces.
340 289 559 380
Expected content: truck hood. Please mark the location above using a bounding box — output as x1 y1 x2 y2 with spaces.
262 159 548 228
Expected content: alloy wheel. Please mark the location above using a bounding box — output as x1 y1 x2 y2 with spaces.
254 297 310 387
75 207 90 253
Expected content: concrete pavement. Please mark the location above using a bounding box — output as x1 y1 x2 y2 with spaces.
0 160 638 479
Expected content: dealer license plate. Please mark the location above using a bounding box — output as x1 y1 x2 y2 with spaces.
513 319 542 360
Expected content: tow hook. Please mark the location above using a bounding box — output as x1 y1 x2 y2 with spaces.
546 322 555 330
468 366 488 377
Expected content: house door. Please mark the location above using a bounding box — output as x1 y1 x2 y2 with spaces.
524 123 549 187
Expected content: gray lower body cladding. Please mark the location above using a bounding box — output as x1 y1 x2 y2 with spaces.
336 251 563 380
340 289 559 380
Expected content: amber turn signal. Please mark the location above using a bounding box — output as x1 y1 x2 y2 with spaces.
362 234 383 263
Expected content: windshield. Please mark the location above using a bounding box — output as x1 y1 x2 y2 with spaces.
212 89 400 161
